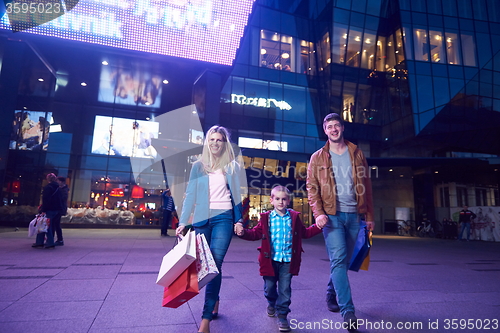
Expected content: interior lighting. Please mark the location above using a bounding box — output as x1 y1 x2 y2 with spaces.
38 78 44 82
81 82 87 86
131 185 145 198
162 79 169 84
281 52 289 59
261 48 267 55
102 61 109 65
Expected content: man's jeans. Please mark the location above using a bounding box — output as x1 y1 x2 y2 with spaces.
195 209 233 320
263 261 292 316
161 210 172 235
323 212 360 316
35 210 60 247
458 222 471 240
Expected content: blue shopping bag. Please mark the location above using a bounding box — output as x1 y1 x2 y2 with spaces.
349 224 372 272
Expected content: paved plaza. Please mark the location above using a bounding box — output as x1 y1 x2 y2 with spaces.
0 227 499 333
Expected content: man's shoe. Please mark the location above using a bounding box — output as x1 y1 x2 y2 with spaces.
266 306 276 317
44 245 55 249
54 241 64 246
278 316 291 332
327 295 340 312
343 311 358 332
31 243 44 248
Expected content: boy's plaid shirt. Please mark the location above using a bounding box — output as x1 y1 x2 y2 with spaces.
269 209 292 262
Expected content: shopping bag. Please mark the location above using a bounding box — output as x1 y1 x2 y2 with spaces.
171 215 179 229
196 233 219 290
359 229 372 270
349 226 372 272
162 261 199 308
156 230 197 287
28 214 50 237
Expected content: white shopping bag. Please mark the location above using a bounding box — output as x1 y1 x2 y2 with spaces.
156 230 197 287
196 233 219 290
28 214 50 237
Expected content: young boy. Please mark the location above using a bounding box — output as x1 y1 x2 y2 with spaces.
234 186 322 332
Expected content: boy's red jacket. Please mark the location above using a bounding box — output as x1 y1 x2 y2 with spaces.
239 209 322 276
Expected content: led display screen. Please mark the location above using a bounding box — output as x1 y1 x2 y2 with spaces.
98 62 162 107
92 115 159 158
238 137 288 152
0 0 255 66
10 110 53 151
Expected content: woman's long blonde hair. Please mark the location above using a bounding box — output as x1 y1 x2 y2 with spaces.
200 125 236 174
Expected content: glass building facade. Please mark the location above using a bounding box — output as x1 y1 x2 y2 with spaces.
0 0 499 232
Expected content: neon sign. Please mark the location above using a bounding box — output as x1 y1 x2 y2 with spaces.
0 0 256 66
230 94 292 110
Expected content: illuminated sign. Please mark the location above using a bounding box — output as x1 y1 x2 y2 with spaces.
231 94 292 110
238 137 288 152
0 0 255 65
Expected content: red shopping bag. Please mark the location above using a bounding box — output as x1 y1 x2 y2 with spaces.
162 261 199 308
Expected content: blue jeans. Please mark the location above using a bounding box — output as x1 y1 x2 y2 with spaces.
194 209 233 320
264 261 292 316
35 210 59 247
458 222 471 240
323 212 360 316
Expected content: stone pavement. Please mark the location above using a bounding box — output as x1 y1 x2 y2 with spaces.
0 228 499 333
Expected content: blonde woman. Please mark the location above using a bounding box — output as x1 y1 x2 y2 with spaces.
176 125 245 333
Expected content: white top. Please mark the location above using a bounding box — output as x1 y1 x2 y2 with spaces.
209 169 232 210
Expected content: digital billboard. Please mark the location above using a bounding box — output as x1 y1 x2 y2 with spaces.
98 61 162 107
10 110 53 151
91 115 159 158
0 0 255 65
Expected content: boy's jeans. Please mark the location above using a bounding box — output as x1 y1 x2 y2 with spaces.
323 212 360 316
264 261 292 316
195 209 233 320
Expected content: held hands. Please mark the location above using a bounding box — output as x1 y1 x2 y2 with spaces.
234 222 244 236
315 215 328 229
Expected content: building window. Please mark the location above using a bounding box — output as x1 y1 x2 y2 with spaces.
457 187 468 207
319 32 331 69
360 31 377 69
299 40 314 74
346 27 363 67
475 188 487 206
445 32 461 65
440 187 450 207
412 28 476 66
413 28 429 61
260 30 293 71
332 24 348 64
461 33 476 67
429 30 445 63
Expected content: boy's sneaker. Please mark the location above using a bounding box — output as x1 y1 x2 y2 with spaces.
326 295 340 312
266 306 276 317
278 316 291 332
343 311 358 332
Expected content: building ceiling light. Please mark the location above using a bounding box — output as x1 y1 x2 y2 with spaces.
162 79 169 84
81 82 87 86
